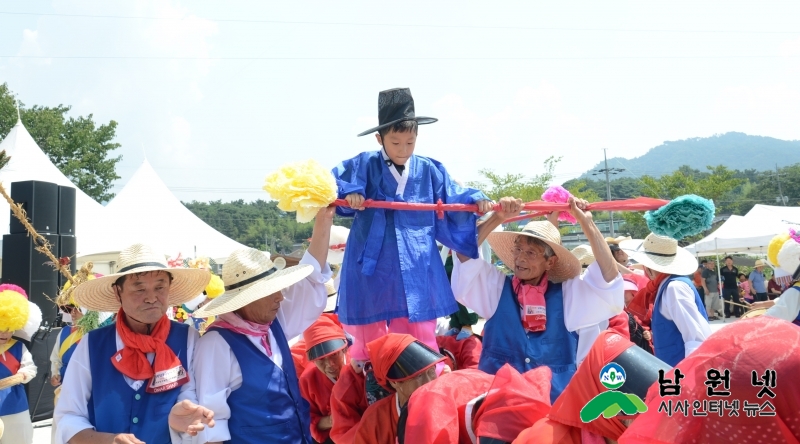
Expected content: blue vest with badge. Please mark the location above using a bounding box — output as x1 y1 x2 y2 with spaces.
652 276 708 367
211 320 311 444
0 340 29 416
479 276 578 404
87 322 189 444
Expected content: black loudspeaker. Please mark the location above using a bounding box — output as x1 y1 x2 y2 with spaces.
23 327 60 422
2 233 60 323
9 180 59 235
58 235 78 287
58 186 76 235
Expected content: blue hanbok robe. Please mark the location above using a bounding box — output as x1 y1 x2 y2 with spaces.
332 150 489 325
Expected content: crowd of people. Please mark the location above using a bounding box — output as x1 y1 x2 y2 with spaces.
1 88 799 444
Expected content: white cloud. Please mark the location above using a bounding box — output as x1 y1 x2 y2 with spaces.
16 29 50 65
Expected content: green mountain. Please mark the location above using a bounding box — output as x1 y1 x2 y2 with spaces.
580 132 800 179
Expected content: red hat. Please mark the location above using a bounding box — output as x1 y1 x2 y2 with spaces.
303 313 347 361
401 369 494 444
473 364 553 442
367 333 445 389
620 316 800 444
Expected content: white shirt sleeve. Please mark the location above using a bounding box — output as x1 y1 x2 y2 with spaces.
53 326 203 444
561 262 624 363
18 344 37 383
275 250 332 341
51 332 63 378
765 287 800 322
659 280 712 357
451 248 505 319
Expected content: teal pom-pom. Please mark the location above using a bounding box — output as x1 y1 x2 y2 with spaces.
644 194 715 240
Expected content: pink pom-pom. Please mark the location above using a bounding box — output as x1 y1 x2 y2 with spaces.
541 186 576 224
0 283 28 299
790 228 800 244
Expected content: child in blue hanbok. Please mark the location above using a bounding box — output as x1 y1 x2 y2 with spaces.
332 88 492 374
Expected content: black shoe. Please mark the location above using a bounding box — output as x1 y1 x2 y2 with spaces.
364 362 391 406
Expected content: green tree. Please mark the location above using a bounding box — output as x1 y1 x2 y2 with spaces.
468 156 562 202
0 83 122 203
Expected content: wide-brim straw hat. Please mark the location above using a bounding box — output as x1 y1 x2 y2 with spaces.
74 244 211 312
324 279 338 312
328 225 350 265
194 248 311 317
571 244 596 267
487 220 580 283
622 233 698 276
754 259 768 268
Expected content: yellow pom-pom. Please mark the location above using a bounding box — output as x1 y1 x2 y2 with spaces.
768 233 791 267
0 290 29 332
263 160 337 223
205 274 225 299
62 274 96 306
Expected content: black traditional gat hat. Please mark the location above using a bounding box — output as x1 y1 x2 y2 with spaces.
357 88 438 137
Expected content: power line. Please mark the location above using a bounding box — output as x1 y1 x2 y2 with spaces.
3 55 798 61
3 11 800 34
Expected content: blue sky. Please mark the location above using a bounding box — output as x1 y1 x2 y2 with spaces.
2 1 799 202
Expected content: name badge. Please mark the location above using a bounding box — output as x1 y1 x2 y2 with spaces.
146 365 189 394
525 305 546 316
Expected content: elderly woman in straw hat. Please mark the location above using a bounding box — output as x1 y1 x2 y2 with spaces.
54 243 216 444
191 207 335 444
622 233 711 367
452 196 624 403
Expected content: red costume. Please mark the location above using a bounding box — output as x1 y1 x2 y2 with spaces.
330 364 368 444
290 338 310 377
298 314 349 443
435 335 483 370
355 334 446 444
402 364 552 444
620 316 800 444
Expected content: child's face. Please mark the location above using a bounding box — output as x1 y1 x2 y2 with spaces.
0 331 12 345
739 275 746 282
376 129 416 165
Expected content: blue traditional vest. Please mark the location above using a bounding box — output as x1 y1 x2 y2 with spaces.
652 276 708 367
58 326 81 380
0 340 29 416
211 320 311 444
87 322 189 444
789 284 800 327
479 277 578 404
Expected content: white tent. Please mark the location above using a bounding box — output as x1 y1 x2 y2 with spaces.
79 159 247 269
685 215 788 256
0 120 106 256
744 204 800 226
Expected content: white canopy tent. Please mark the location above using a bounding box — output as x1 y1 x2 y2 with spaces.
78 160 245 273
78 159 247 273
744 204 800 226
685 215 788 257
0 120 106 267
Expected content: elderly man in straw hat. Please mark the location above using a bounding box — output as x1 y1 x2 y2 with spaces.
192 207 334 444
623 233 711 367
452 197 624 403
54 244 216 444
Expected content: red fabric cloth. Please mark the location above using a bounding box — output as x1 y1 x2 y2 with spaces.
0 344 21 375
608 311 631 338
112 309 187 393
330 364 368 444
290 339 310 378
354 393 399 444
303 313 347 360
514 418 582 444
548 330 635 441
299 364 337 443
619 316 800 444
403 369 495 444
627 273 669 327
513 274 548 332
435 335 483 370
473 364 553 442
367 333 444 387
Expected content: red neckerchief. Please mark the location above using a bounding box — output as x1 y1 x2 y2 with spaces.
513 273 549 332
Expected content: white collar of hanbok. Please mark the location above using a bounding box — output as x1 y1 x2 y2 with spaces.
380 149 409 197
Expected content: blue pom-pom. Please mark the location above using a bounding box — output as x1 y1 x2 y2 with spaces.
644 194 715 240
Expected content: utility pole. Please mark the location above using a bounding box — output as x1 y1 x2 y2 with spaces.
592 150 625 237
775 163 787 206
